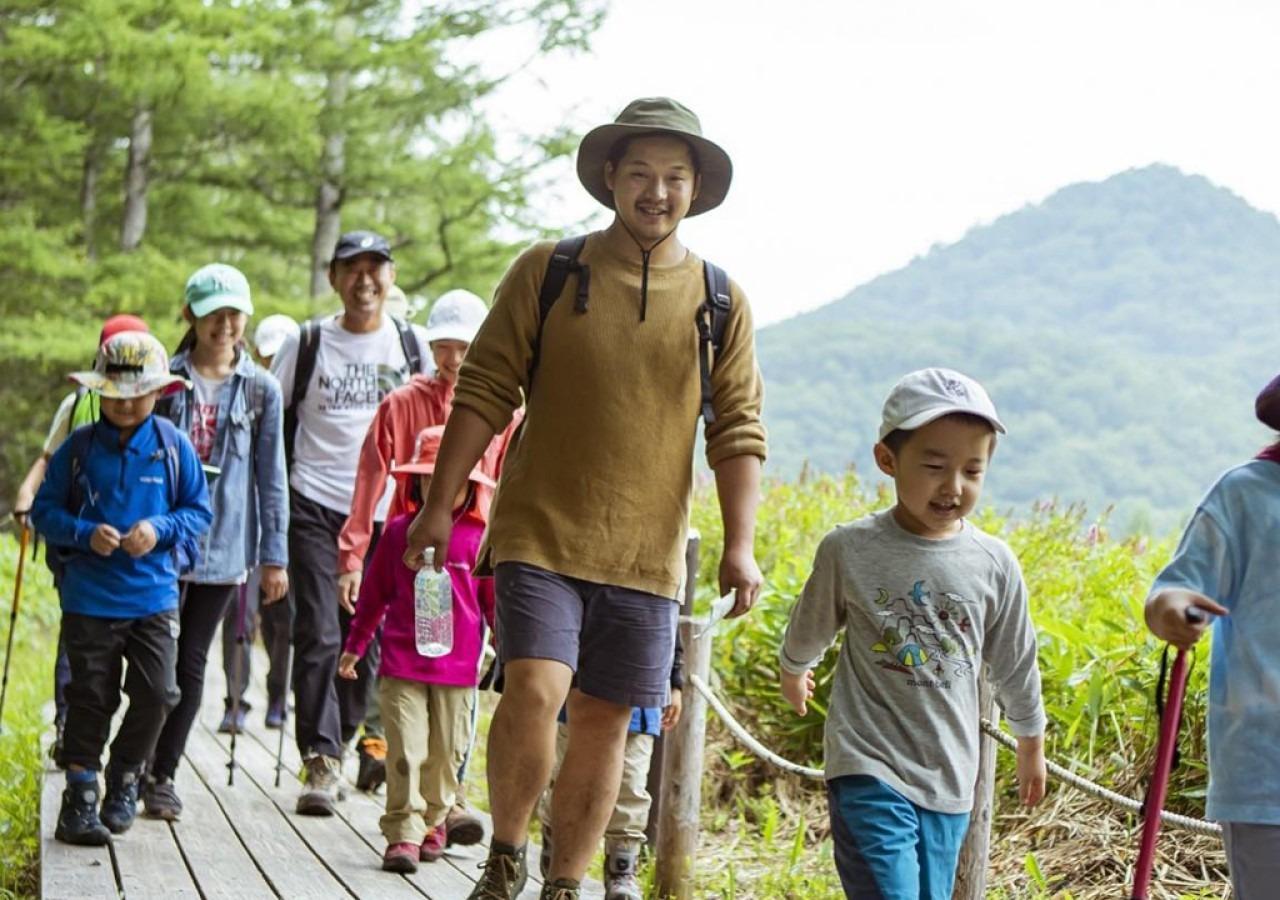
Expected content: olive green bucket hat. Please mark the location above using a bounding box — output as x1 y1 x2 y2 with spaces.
576 97 733 217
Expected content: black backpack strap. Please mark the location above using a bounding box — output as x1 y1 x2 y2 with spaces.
697 261 732 425
285 318 321 464
391 315 424 374
527 235 589 393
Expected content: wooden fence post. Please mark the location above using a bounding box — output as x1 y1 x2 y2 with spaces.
655 535 709 899
953 671 996 899
646 534 701 847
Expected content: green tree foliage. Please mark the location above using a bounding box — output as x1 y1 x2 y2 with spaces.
758 165 1280 532
0 0 605 505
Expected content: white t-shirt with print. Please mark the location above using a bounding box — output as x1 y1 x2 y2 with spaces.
188 370 229 463
272 315 429 517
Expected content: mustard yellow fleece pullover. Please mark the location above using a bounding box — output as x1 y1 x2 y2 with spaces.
454 234 767 597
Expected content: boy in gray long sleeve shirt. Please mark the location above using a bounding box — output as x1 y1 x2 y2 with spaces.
780 368 1046 900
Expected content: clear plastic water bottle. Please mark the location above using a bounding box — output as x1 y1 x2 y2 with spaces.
413 548 453 657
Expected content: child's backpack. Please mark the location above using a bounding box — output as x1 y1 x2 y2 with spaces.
45 416 201 583
283 314 423 464
528 235 733 425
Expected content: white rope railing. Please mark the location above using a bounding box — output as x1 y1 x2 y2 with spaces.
688 673 1221 837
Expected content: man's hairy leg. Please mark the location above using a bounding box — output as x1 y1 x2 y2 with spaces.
549 689 633 881
487 659 573 846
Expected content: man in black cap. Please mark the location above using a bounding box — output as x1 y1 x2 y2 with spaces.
405 98 767 899
271 230 430 815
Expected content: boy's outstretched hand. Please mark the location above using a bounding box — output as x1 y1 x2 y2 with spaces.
1145 589 1227 651
1015 735 1047 807
781 668 816 715
120 520 157 557
337 652 360 680
90 523 122 556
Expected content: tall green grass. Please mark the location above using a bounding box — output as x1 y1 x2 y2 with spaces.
0 531 59 899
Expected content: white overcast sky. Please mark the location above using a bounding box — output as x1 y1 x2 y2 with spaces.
466 0 1280 326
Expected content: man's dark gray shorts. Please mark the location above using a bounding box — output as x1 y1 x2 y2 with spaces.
494 562 678 709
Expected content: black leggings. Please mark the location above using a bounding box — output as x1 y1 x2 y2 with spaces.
150 583 238 780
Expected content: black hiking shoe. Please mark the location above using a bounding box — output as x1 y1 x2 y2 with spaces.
467 842 528 899
55 778 111 846
355 736 386 792
100 764 142 834
142 775 183 821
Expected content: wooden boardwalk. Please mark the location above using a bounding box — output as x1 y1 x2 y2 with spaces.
41 650 605 899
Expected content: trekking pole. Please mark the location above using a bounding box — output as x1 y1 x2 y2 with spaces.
274 596 295 788
227 583 248 786
0 525 31 735
1130 606 1207 900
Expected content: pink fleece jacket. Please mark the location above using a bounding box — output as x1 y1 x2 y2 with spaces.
344 511 495 686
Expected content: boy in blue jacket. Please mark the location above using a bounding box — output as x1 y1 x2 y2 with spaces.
32 331 213 845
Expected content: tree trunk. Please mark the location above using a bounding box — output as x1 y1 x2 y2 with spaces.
309 17 354 300
80 140 101 259
120 105 152 252
953 672 997 899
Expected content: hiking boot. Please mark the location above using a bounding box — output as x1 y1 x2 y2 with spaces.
445 803 485 846
540 879 581 900
100 764 142 834
264 698 286 730
603 844 642 900
419 824 446 862
382 841 419 874
54 777 111 846
538 826 552 879
466 842 528 899
355 735 387 792
218 705 247 734
142 775 183 821
295 754 342 816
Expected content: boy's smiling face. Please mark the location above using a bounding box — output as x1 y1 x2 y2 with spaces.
874 414 996 540
100 390 160 437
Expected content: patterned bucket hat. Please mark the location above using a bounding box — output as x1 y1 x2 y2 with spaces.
69 331 190 399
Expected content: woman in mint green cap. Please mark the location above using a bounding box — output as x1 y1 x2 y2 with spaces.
142 263 291 820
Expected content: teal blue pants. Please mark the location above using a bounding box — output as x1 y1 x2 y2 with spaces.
827 775 970 900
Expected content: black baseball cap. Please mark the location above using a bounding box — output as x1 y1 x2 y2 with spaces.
332 230 393 263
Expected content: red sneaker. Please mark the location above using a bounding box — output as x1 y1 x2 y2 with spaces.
382 841 418 873
419 824 447 862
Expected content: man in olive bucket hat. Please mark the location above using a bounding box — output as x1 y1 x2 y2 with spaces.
404 97 767 899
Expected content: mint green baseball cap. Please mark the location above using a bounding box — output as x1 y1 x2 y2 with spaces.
185 263 254 317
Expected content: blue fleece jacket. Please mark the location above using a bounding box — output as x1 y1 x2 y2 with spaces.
31 415 213 618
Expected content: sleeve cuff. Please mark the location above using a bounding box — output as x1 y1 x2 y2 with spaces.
1003 709 1047 738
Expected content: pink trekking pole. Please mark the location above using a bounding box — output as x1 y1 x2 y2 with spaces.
1131 605 1206 900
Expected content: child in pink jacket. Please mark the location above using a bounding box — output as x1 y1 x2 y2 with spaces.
339 425 496 873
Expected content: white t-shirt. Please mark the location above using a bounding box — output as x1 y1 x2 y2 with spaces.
188 370 229 463
272 315 429 517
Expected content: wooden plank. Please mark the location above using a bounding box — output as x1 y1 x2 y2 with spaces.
182 723 350 899
169 759 276 899
40 764 120 899
204 723 426 900
111 810 201 898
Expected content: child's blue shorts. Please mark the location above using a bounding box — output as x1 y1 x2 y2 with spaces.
827 774 970 900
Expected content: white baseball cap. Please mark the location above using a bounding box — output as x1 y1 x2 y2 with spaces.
253 314 300 359
424 289 488 344
879 368 1006 441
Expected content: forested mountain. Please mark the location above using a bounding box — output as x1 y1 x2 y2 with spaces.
757 165 1280 532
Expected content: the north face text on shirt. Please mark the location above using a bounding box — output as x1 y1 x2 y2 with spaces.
317 362 407 411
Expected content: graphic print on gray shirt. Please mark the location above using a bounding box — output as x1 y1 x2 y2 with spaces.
780 509 1046 813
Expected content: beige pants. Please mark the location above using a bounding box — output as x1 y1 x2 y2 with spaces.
538 722 656 848
379 676 474 844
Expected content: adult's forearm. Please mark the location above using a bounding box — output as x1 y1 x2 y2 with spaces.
712 453 762 551
424 406 499 512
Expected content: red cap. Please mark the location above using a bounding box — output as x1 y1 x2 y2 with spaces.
99 314 150 347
